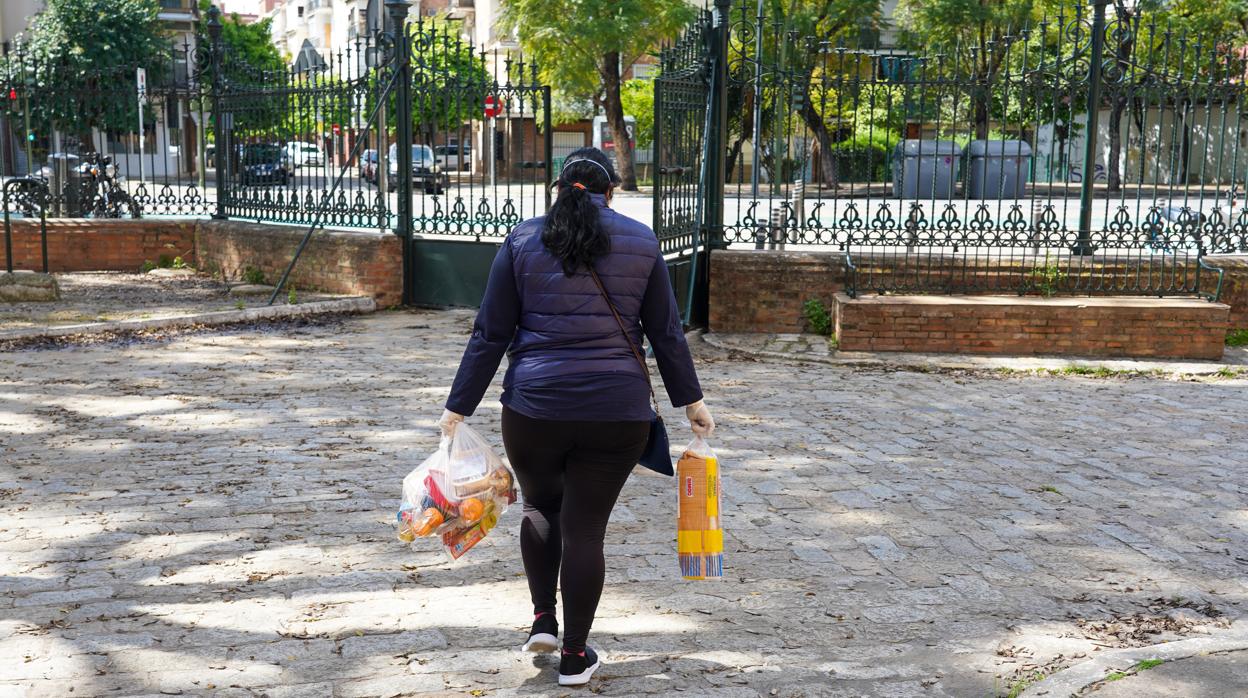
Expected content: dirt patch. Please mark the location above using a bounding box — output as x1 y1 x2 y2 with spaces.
0 313 358 352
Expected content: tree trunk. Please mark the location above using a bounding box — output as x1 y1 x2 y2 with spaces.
1179 99 1192 184
799 97 836 187
600 51 637 191
974 91 990 141
1107 97 1125 192
726 135 745 182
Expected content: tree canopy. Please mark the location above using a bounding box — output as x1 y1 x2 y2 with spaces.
5 0 170 134
500 0 696 189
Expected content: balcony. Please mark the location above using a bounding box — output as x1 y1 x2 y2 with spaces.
157 0 197 24
308 0 333 16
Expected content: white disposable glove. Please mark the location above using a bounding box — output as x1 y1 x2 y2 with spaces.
685 400 715 438
438 409 464 436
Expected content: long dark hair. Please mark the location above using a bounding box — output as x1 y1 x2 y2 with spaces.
542 147 620 276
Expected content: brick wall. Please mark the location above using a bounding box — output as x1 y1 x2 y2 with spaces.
195 220 403 306
710 249 1248 335
1209 256 1248 330
0 219 196 273
709 250 847 333
834 293 1230 359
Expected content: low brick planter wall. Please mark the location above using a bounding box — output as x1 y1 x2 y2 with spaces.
1207 255 1248 329
195 220 403 307
710 249 1248 336
834 293 1230 359
0 219 196 272
709 250 846 333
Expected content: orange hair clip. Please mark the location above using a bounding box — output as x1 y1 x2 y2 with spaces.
571 182 587 190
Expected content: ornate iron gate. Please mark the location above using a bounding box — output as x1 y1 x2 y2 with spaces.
653 6 719 326
208 3 552 306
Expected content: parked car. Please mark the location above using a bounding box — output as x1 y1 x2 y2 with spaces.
433 143 472 171
359 148 379 184
286 141 324 168
241 143 290 186
387 143 449 194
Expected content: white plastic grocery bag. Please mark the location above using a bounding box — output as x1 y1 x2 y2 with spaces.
396 423 517 560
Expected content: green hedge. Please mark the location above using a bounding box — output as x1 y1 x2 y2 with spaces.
828 142 891 183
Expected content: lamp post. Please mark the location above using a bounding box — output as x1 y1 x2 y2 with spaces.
1073 0 1110 256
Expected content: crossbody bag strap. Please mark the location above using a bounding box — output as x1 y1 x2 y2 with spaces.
588 267 660 413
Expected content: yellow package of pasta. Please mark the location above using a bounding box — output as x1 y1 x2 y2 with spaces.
676 437 723 580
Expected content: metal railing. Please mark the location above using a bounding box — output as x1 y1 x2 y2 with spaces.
657 0 1248 300
0 34 213 221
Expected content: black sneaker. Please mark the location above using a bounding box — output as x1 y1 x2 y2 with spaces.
522 613 559 653
558 646 601 686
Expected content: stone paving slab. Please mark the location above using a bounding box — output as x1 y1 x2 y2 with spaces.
0 271 343 332
1086 648 1248 697
1 310 1247 697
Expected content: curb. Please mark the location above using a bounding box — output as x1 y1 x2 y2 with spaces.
0 296 377 344
699 333 1248 377
1019 621 1248 697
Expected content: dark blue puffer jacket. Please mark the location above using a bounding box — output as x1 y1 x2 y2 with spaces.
445 192 703 422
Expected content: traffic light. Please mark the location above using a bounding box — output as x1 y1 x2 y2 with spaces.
7 88 15 101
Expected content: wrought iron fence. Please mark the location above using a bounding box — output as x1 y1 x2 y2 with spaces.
0 34 214 219
713 0 1248 266
215 30 386 229
639 0 1248 302
844 246 1224 301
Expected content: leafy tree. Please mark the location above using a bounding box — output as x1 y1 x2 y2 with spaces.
198 1 288 137
6 0 169 139
725 0 882 187
361 18 490 149
895 0 1036 140
199 1 285 79
409 19 491 145
620 78 655 150
501 0 696 190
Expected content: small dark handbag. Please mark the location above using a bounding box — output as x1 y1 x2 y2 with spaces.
589 268 674 476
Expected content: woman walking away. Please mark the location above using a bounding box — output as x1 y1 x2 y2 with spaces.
440 147 715 687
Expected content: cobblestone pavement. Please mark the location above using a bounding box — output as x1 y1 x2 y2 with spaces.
2 310 1247 697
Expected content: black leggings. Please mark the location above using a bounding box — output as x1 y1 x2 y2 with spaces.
501 407 649 653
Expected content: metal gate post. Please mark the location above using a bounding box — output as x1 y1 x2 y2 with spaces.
207 6 227 220
543 85 553 210
1073 0 1108 256
692 0 733 327
386 0 415 304
706 0 731 252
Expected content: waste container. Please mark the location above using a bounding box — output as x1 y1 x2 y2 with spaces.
46 153 83 217
892 140 961 198
967 140 1032 199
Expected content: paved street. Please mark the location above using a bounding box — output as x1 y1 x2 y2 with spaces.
2 310 1247 697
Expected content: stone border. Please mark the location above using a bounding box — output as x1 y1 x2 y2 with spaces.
1019 621 1248 697
700 332 1248 376
0 296 376 343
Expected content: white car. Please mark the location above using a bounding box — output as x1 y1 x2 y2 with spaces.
286 141 324 168
434 144 472 171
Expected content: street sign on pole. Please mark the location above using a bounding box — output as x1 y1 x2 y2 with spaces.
484 95 502 119
137 67 147 184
